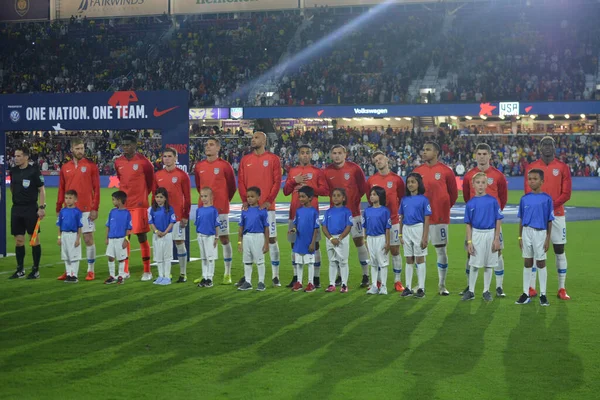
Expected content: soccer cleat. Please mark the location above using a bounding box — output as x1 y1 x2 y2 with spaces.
528 287 538 298
104 276 116 284
272 277 281 287
325 285 336 292
394 281 405 292
256 282 266 292
85 271 95 281
313 277 321 289
9 268 26 279
234 276 246 287
123 273 130 280
540 295 550 306
461 291 475 301
57 272 68 281
496 287 506 297
360 274 369 288
400 288 413 297
72 276 79 284
193 277 202 284
557 288 571 300
177 274 187 283
292 281 303 292
439 285 450 296
378 285 388 295
459 285 470 296
482 291 493 302
237 281 253 291
26 269 40 280
222 274 231 285
66 276 78 284
304 283 316 293
415 288 425 298
197 278 207 287
117 276 124 285
141 272 153 282
161 278 172 286
515 293 531 305
286 276 298 288
205 279 213 288
335 276 342 287
366 285 379 295
340 284 348 293
153 277 164 285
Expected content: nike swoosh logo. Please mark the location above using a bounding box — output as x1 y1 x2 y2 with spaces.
247 164 252 167
158 179 163 181
153 106 179 117
200 171 205 174
329 177 335 180
66 170 71 173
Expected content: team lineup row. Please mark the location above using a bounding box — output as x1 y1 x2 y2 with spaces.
7 133 572 305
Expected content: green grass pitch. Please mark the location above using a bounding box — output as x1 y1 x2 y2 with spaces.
1 188 599 399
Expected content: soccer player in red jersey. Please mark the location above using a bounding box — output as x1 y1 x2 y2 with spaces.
525 136 572 300
283 144 328 288
194 138 237 284
56 138 100 281
368 151 405 291
114 134 155 281
324 145 370 287
414 141 458 296
155 148 191 283
461 143 508 297
238 131 283 287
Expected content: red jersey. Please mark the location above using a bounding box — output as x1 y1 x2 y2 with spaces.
115 153 154 209
283 165 329 219
367 172 405 225
463 166 508 209
154 167 191 220
238 151 282 211
525 158 572 216
414 162 458 224
56 158 100 213
194 158 236 215
323 161 368 217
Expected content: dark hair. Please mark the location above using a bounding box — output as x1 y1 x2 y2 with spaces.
121 133 137 143
65 190 78 198
298 144 312 152
528 168 544 180
370 186 387 207
298 185 314 198
475 143 491 153
163 147 177 157
332 187 347 206
331 144 347 153
371 150 386 159
247 186 261 197
405 173 426 196
15 147 30 157
153 187 171 211
112 190 127 204
424 141 441 153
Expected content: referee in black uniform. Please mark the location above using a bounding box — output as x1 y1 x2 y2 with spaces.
9 147 46 279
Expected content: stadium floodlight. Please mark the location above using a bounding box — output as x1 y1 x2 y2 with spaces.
530 115 536 119
384 117 390 121
394 118 401 121
565 114 570 119
450 116 457 120
499 115 505 120
479 115 487 120
549 114 555 119
580 114 586 119
353 118 361 121
404 117 412 121
465 116 472 120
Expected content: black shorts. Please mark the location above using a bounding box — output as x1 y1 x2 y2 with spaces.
11 205 40 236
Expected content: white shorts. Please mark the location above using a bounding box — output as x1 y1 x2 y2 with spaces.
81 212 95 234
465 227 504 251
243 232 265 264
106 237 128 261
60 231 82 262
295 253 315 265
350 215 364 239
367 235 388 268
172 221 186 241
551 216 567 245
403 223 428 258
268 211 277 238
390 223 401 246
325 235 350 263
219 214 230 236
468 229 499 268
522 226 548 261
197 234 218 261
288 219 321 243
153 232 173 262
429 224 449 246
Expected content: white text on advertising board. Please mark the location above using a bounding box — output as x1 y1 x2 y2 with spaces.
22 105 147 121
499 102 519 117
354 108 388 116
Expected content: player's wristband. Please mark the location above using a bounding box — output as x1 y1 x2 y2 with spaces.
154 230 159 234
237 241 242 245
467 240 472 244
518 237 522 240
57 236 61 239
125 237 130 242
399 234 403 237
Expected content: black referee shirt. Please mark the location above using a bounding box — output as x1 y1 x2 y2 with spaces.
10 164 44 206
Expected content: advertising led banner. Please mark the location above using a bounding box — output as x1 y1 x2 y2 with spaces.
172 0 298 15
58 0 168 19
0 0 49 21
305 0 441 7
189 108 230 120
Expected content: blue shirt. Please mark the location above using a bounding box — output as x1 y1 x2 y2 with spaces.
194 206 220 235
464 194 504 229
293 207 320 255
148 206 176 232
106 208 133 238
323 206 353 235
362 206 392 236
399 195 432 226
56 207 83 233
240 206 269 234
518 192 555 230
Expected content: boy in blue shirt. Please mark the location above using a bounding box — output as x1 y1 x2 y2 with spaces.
194 187 221 288
290 186 320 293
322 188 353 293
105 191 132 285
462 172 504 302
363 187 392 295
517 169 554 306
57 190 83 283
237 187 270 291
149 187 177 286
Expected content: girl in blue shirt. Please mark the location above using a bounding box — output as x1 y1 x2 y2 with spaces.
363 186 391 295
149 187 176 285
322 188 353 293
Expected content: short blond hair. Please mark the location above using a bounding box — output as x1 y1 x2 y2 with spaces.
472 172 488 183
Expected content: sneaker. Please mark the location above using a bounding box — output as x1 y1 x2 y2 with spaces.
360 274 369 288
9 268 25 279
528 287 538 298
515 293 530 305
161 278 172 286
496 287 506 297
394 281 405 292
400 288 413 297
117 276 124 285
325 285 336 292
335 276 342 287
367 285 379 295
141 272 153 282
26 269 40 280
197 278 207 287
234 276 246 287
153 277 164 285
304 283 316 293
85 271 95 281
57 272 68 281
177 274 187 283
222 274 232 285
482 291 493 302
205 279 213 288
378 285 388 295
292 281 303 292
66 276 78 284
72 276 79 284
415 288 425 298
459 285 470 295
123 273 130 280
237 281 253 291
557 288 571 300
461 291 475 301
286 276 298 288
193 277 202 284
272 277 281 287
340 284 348 293
104 276 116 284
540 295 550 306
256 282 266 292
439 285 450 296
313 277 321 289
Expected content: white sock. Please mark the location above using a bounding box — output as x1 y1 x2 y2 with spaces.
416 262 426 290
556 253 567 289
530 267 537 290
65 261 72 277
380 266 388 288
523 267 532 295
108 261 116 277
370 265 378 286
202 260 208 280
86 245 96 273
483 267 493 293
405 263 414 290
244 264 253 285
257 262 266 284
297 263 304 284
340 261 349 286
72 261 79 278
308 263 315 283
269 243 280 278
468 266 478 293
538 267 548 296
118 261 125 278
329 261 338 286
392 255 402 282
157 261 164 278
435 247 448 286
176 243 187 275
495 255 504 289
165 261 172 280
223 242 233 275
465 258 470 285
207 259 215 280
357 244 369 275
